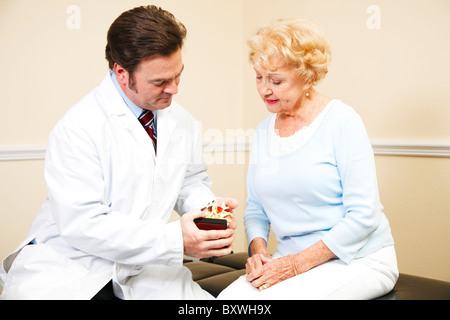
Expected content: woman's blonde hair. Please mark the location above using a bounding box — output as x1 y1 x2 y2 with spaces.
248 18 331 86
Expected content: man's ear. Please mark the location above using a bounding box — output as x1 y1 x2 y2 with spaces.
114 63 129 85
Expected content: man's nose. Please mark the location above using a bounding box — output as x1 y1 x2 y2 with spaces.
164 79 179 95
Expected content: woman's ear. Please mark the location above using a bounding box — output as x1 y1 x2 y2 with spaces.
304 73 316 91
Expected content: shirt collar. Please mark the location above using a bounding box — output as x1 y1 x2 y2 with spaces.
110 70 144 118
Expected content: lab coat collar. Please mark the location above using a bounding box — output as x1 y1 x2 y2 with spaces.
98 72 175 116
97 72 176 161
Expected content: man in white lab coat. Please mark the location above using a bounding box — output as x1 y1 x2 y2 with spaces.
0 5 237 300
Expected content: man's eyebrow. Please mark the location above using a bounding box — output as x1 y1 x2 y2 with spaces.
150 65 185 83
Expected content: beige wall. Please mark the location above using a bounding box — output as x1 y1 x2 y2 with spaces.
375 156 450 280
1 0 449 285
241 0 450 282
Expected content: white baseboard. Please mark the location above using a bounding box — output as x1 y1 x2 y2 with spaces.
371 140 450 157
1 140 449 161
0 146 46 161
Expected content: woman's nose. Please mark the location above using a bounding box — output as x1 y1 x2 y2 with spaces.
258 82 272 97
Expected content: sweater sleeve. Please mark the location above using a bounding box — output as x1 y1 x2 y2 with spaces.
321 108 383 264
244 131 271 254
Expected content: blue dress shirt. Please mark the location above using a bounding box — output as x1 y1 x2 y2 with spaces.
110 71 157 133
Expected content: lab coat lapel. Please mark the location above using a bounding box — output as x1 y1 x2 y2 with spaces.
155 106 176 164
98 73 156 161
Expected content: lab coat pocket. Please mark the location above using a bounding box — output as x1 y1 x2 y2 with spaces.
0 244 105 300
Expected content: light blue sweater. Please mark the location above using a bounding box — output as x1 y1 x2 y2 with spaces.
245 100 395 264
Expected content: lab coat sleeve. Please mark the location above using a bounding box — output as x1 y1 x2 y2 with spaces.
45 114 183 267
174 119 215 214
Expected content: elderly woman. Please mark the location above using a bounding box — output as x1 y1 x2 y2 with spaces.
219 19 398 300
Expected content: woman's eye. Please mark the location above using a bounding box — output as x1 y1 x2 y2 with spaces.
271 80 282 85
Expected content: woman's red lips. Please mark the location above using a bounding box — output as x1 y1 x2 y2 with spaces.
265 99 279 104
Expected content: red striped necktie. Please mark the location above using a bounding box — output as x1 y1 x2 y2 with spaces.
138 110 157 152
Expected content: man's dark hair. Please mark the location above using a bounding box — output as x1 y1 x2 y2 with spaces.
105 5 187 75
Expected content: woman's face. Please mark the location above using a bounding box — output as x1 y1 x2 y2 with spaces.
254 62 309 115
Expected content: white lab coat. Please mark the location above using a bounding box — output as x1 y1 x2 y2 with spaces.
0 73 215 300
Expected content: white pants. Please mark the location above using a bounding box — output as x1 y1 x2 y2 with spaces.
0 243 214 300
218 246 398 300
114 264 214 300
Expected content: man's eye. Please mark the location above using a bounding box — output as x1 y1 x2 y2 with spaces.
153 81 166 87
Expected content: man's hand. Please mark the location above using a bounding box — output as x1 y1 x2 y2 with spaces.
181 208 235 259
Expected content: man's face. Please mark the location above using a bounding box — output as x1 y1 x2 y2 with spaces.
115 48 184 111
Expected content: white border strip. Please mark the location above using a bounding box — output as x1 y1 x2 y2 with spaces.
371 141 450 157
0 146 47 161
1 141 450 161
